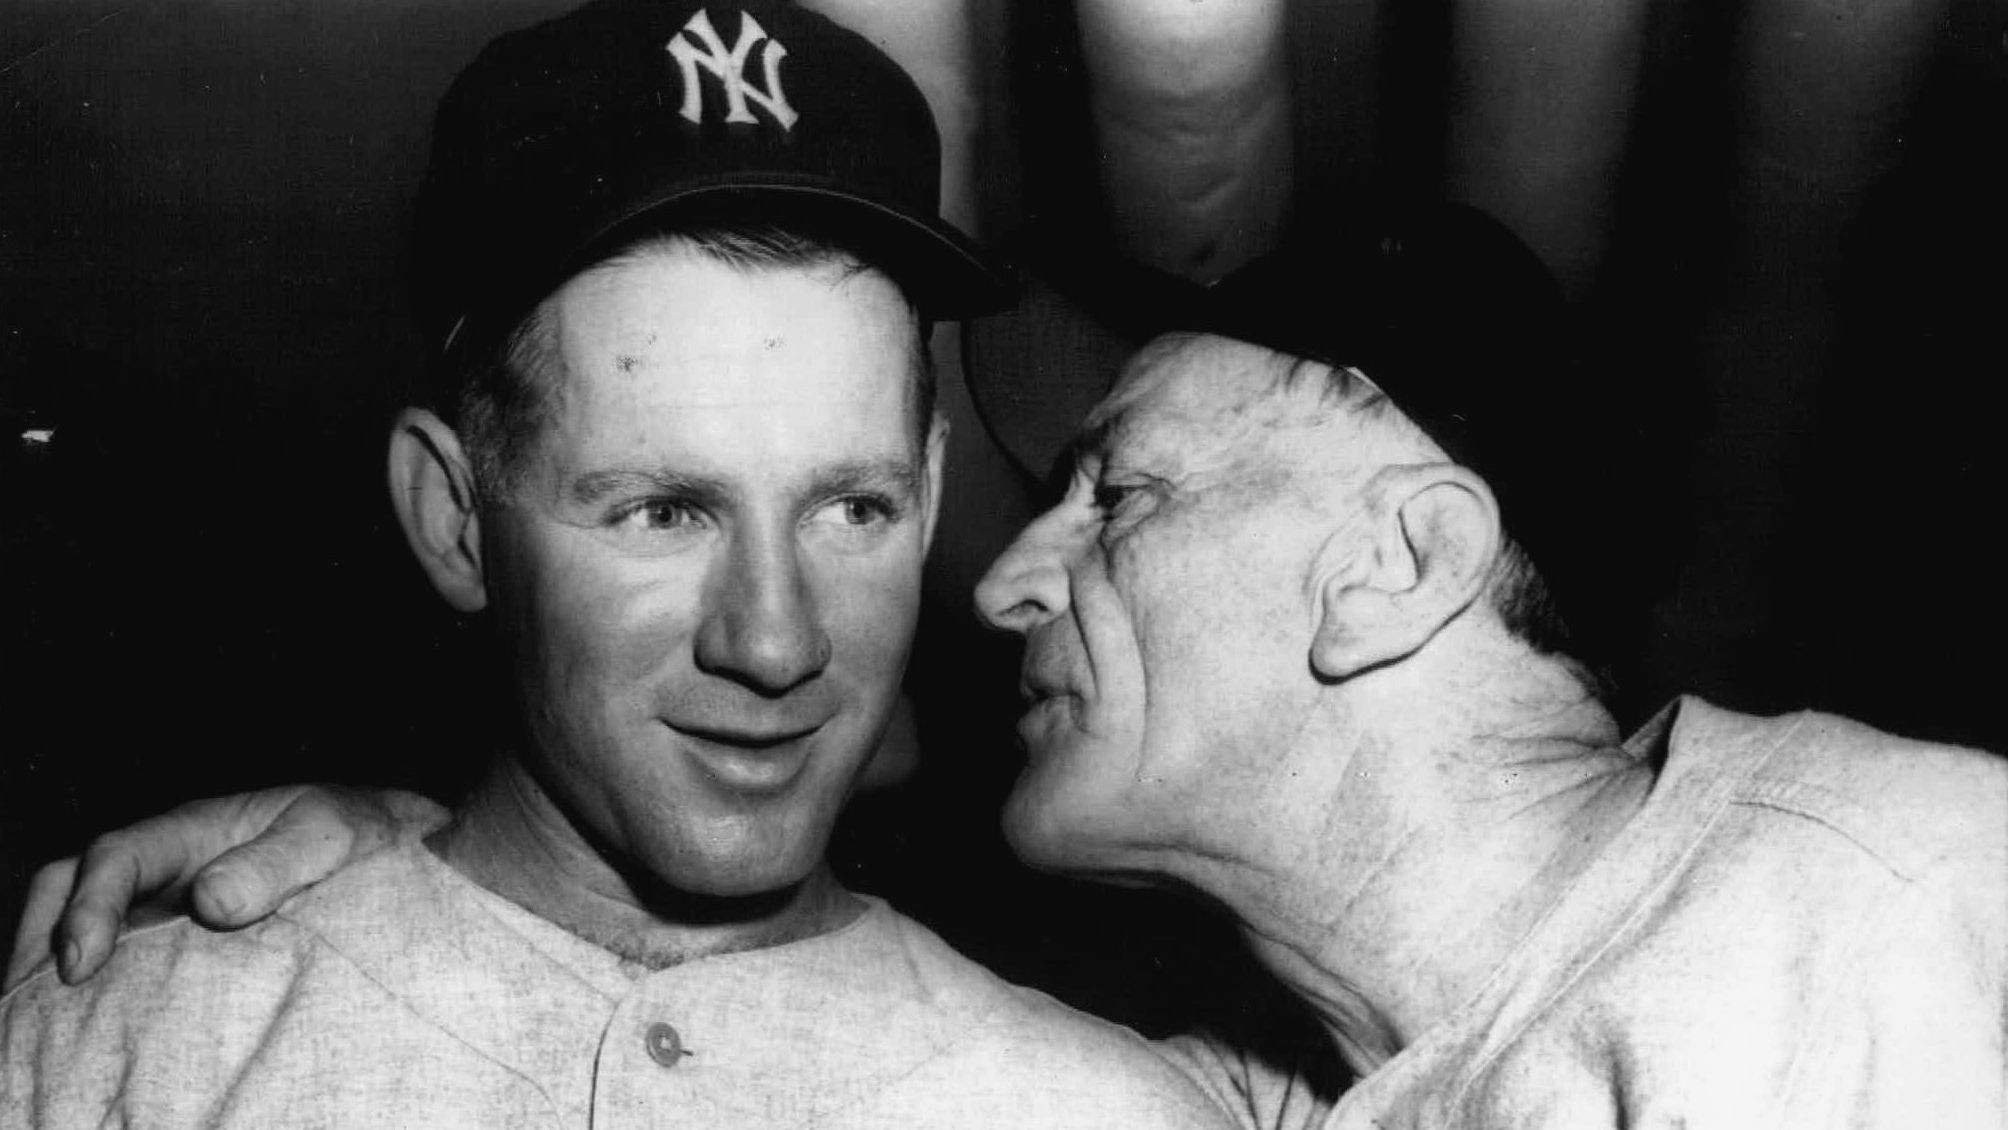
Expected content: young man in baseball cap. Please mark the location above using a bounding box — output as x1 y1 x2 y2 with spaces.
0 3 1231 1126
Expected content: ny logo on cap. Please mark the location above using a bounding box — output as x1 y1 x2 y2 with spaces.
666 9 799 130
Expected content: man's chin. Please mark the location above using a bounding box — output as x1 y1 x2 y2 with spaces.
618 850 831 918
1000 775 1120 876
611 810 837 897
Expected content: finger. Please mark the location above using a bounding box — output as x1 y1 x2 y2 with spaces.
6 857 79 991
57 818 202 984
187 789 369 928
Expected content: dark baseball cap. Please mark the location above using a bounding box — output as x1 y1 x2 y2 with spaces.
964 204 1646 663
416 0 1013 360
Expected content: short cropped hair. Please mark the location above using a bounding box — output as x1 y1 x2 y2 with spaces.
441 219 934 500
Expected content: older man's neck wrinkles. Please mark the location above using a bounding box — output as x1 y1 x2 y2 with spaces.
1193 641 1653 1074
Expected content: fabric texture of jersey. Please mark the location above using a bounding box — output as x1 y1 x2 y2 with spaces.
2 840 1232 1129
1160 696 2008 1129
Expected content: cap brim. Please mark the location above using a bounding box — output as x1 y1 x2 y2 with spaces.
962 248 1207 484
961 205 1573 486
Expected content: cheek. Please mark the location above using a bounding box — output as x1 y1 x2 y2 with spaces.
1110 534 1228 691
1118 532 1308 760
505 542 703 714
1068 550 1149 722
815 543 926 680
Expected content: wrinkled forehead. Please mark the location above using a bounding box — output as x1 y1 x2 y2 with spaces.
1078 332 1326 461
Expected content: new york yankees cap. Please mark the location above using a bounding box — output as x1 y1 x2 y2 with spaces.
416 0 1013 361
965 204 1653 666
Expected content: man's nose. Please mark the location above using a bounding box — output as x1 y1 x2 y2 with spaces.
974 508 1077 635
696 532 831 695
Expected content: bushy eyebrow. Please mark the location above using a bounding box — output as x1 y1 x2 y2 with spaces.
567 458 920 508
805 458 921 500
569 468 730 508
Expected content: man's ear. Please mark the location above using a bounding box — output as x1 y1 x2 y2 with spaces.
919 411 950 555
1311 464 1501 680
386 408 488 613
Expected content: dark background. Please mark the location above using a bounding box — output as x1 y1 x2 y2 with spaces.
4 0 2004 1065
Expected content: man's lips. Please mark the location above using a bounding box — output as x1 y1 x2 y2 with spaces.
666 719 830 793
1019 631 1079 705
670 722 824 749
1013 694 1079 766
1016 664 1079 719
1019 655 1074 704
1020 679 1059 703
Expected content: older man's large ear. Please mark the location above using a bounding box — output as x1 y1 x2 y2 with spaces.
386 407 488 613
1310 465 1501 680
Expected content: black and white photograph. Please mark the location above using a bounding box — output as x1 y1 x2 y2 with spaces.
4 0 2004 1125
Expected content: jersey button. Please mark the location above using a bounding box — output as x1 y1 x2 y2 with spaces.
645 1021 689 1068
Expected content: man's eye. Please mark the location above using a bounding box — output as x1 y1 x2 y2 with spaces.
613 499 704 532
1092 483 1141 515
818 494 896 528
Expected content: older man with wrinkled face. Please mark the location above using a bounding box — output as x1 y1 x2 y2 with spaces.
975 322 2007 1127
980 334 1455 878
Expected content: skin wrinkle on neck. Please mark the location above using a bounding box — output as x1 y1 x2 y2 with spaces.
1326 742 1647 1065
1142 601 1652 1071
